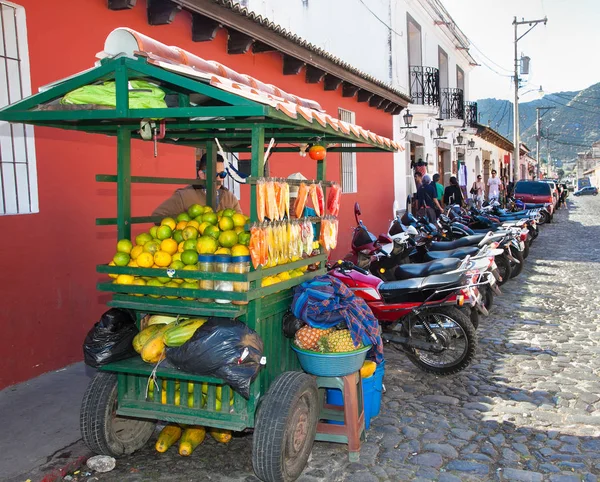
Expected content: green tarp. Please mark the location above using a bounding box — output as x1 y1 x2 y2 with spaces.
61 80 167 109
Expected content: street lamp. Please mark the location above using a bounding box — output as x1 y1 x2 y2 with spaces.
512 16 547 183
400 109 417 130
468 139 476 149
434 124 446 139
456 132 464 145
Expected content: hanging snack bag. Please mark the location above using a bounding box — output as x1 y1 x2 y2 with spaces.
327 182 341 216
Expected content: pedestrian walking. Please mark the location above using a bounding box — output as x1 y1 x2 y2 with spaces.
470 175 485 208
443 176 464 207
432 173 444 214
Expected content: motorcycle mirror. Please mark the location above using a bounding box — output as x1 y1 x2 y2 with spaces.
406 225 418 236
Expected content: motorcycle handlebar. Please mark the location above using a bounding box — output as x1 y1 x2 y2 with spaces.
329 260 370 275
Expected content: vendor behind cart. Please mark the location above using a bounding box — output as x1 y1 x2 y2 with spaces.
152 153 242 218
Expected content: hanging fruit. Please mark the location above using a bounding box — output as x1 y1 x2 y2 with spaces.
308 144 326 161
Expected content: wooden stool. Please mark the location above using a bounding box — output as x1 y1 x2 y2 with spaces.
314 372 366 462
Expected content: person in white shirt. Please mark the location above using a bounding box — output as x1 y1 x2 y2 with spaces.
487 169 503 202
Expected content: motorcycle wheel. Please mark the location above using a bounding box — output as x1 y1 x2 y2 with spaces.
495 254 512 285
482 285 494 312
509 246 524 278
405 307 477 376
538 211 549 225
468 307 480 329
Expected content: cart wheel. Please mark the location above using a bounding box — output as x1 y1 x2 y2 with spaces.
80 372 155 456
252 372 318 482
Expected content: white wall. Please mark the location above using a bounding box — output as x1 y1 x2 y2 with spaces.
235 0 392 84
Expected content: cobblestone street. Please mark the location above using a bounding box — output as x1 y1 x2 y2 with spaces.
91 196 600 482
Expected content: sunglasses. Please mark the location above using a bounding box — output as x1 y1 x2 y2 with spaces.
216 171 227 179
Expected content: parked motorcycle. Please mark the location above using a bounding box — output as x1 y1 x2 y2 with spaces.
328 260 481 375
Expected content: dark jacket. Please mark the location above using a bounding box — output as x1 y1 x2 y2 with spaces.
444 185 464 206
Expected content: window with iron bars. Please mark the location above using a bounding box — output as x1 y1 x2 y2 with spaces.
0 2 38 215
338 108 356 193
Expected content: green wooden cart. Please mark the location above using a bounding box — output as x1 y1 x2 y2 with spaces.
0 54 396 481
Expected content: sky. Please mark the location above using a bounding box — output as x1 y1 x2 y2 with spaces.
443 0 600 102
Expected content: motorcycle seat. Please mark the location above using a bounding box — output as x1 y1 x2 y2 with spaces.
380 272 464 304
395 258 462 280
424 246 480 261
429 234 487 251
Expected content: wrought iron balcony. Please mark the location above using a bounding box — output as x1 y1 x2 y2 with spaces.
440 88 464 120
409 66 439 106
464 101 478 127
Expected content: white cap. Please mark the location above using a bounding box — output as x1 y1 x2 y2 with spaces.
288 172 307 197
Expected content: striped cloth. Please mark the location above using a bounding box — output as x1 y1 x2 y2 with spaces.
291 275 384 363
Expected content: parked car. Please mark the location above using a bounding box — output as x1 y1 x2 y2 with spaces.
539 180 560 207
573 186 598 196
514 181 555 221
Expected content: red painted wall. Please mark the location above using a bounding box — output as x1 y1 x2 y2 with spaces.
0 0 395 388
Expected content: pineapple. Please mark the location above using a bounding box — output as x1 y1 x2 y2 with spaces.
294 326 334 351
317 329 362 353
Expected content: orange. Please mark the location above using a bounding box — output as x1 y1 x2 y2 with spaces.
218 216 234 231
143 240 161 255
176 221 188 231
218 230 238 249
183 239 197 251
215 247 231 255
204 225 220 240
182 264 199 283
113 252 130 267
107 260 118 279
127 260 139 268
231 244 250 257
161 238 178 255
232 213 246 228
116 239 133 254
198 221 210 235
131 278 146 297
156 225 173 241
115 274 135 285
149 226 159 239
234 226 244 234
164 281 180 299
223 208 236 218
196 236 218 254
172 252 182 262
154 251 172 267
180 281 198 300
203 206 214 213
130 245 144 260
202 212 218 225
172 229 184 244
169 260 185 270
237 231 251 246
161 217 177 230
135 232 153 246
146 279 164 298
182 226 198 241
178 241 185 253
186 220 200 231
188 204 204 218
181 249 199 266
137 252 154 268
176 212 191 223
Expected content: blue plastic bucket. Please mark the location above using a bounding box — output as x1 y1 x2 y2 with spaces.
325 361 385 430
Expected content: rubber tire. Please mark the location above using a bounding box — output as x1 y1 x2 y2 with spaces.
468 307 480 329
405 307 477 376
538 211 549 225
509 245 524 278
252 372 318 482
495 254 512 286
482 285 494 313
80 372 155 457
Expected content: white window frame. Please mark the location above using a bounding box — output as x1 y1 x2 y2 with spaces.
338 108 357 193
0 1 38 215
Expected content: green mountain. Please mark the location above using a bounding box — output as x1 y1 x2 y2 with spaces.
476 82 600 162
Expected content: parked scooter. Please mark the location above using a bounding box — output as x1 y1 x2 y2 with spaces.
328 259 482 375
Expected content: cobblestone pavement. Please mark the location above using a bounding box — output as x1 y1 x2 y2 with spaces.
89 196 600 482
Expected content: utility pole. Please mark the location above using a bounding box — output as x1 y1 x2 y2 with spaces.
536 106 555 179
512 16 547 183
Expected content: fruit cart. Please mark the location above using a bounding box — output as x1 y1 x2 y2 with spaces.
0 39 398 481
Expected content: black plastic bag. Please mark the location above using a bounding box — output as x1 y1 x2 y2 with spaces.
166 317 264 399
282 312 305 339
83 308 138 368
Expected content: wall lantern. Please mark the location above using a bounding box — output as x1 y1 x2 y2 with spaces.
456 132 464 145
468 139 475 149
400 109 417 130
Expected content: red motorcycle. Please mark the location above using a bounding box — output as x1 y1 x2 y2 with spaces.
328 260 480 375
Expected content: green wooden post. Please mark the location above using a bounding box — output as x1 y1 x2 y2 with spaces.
205 141 217 211
115 61 129 118
249 125 265 224
116 127 132 240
